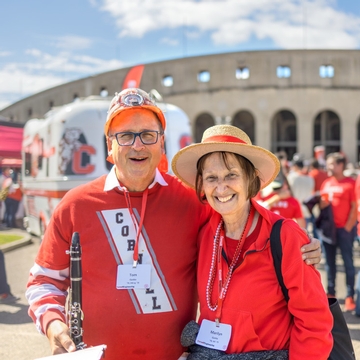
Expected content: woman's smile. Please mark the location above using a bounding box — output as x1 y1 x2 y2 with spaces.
216 194 235 203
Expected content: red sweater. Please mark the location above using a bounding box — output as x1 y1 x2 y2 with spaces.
197 199 333 359
27 174 210 360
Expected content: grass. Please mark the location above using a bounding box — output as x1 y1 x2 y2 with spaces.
0 234 23 245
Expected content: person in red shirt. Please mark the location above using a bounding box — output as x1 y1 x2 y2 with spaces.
172 125 332 359
2 168 23 229
258 171 305 228
320 152 357 311
308 158 328 193
3 181 23 228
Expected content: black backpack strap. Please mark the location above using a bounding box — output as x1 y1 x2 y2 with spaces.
270 219 289 302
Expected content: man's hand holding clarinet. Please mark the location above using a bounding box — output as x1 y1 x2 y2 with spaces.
46 232 86 354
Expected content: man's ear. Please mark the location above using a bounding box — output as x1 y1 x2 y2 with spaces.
106 137 113 152
160 134 165 154
105 137 115 163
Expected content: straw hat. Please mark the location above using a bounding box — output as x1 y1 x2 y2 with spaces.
171 124 280 189
104 88 166 135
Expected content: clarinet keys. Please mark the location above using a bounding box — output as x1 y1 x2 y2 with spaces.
67 232 87 350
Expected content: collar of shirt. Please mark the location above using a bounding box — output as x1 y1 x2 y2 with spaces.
104 166 168 192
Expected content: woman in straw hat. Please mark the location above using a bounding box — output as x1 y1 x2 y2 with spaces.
172 125 332 359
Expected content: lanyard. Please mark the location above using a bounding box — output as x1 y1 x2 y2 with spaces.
123 188 148 267
213 206 255 324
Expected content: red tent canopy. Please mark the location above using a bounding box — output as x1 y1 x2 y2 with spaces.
0 124 24 159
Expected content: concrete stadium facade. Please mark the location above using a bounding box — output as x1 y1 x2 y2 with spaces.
2 49 360 164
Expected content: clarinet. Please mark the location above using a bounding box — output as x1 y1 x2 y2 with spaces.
67 232 87 350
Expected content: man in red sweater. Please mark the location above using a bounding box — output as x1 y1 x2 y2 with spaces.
26 88 322 360
320 152 357 311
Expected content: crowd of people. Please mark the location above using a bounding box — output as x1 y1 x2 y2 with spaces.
259 150 359 313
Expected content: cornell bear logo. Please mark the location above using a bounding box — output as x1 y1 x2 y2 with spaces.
58 128 94 175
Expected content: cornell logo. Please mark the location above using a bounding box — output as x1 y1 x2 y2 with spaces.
58 128 96 175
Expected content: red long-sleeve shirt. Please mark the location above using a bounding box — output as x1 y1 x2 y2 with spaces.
197 199 333 359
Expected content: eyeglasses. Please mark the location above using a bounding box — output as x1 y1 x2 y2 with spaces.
110 130 163 146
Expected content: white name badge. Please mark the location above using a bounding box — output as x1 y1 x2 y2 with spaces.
195 319 232 351
116 264 151 289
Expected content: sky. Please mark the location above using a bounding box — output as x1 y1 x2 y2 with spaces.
1 0 360 111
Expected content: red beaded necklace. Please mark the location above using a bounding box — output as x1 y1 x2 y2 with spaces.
206 204 254 317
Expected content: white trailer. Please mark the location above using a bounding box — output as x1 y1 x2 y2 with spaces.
22 96 192 237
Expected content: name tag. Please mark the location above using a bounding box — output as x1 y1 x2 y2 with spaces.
196 319 232 351
116 264 151 289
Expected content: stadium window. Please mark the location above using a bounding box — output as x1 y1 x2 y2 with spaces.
73 93 79 101
100 87 108 97
28 108 33 117
198 70 210 83
236 67 250 79
162 75 173 87
277 66 291 78
49 101 54 109
319 65 334 78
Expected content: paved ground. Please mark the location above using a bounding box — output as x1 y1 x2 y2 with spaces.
1 228 360 359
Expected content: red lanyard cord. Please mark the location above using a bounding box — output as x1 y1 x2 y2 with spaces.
123 188 148 267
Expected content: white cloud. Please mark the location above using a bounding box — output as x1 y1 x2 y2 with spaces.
53 35 93 50
0 68 64 110
100 0 360 49
15 49 124 75
0 68 64 96
0 100 12 110
0 49 125 109
160 37 179 46
88 0 100 6
2 0 360 111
